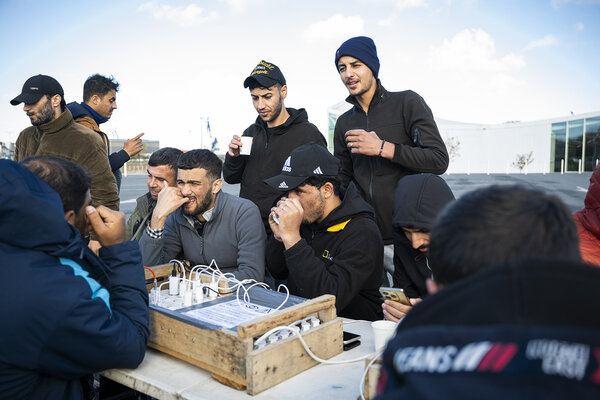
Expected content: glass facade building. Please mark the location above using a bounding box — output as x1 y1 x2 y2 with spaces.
551 116 600 172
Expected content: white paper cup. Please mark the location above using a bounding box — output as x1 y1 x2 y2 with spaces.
371 320 397 350
240 136 253 156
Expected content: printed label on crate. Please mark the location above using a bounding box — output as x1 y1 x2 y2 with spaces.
183 299 273 329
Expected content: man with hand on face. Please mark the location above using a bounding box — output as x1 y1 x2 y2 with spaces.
67 74 145 190
382 173 455 322
333 37 449 274
126 147 183 241
223 60 326 230
139 149 266 281
265 144 383 321
12 74 119 211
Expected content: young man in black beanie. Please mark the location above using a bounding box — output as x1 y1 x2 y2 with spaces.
333 37 449 276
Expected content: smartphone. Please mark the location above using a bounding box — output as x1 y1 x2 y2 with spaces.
343 331 361 351
379 287 411 306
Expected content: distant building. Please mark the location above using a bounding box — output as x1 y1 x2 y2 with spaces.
1 142 15 160
327 102 600 174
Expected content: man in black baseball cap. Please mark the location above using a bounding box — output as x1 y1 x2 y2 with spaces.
11 74 120 215
223 61 325 231
264 143 384 321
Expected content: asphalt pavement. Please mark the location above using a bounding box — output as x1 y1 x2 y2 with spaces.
119 172 590 220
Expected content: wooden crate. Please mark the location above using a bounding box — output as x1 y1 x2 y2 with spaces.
144 264 344 395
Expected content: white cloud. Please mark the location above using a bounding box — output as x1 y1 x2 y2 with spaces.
220 0 249 13
138 2 217 27
575 22 585 32
378 15 397 26
397 0 427 10
429 28 525 74
524 34 557 51
302 14 364 41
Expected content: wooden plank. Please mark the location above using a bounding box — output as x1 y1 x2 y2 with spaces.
245 318 343 395
237 295 336 339
148 309 251 386
144 263 173 280
363 357 382 400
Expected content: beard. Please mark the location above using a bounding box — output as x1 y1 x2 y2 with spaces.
302 193 326 225
30 98 55 126
265 98 283 123
183 188 214 217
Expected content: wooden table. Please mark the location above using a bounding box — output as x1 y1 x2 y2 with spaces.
102 319 376 400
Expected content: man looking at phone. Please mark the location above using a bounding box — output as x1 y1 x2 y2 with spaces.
265 144 383 321
224 61 326 230
383 174 455 322
333 37 449 275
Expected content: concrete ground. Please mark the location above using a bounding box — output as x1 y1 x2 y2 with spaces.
119 172 590 220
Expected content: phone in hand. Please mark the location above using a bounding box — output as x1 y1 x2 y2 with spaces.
379 287 411 306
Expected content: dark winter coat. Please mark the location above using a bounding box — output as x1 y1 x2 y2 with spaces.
266 183 384 321
392 174 455 298
223 108 326 228
0 160 149 400
334 82 449 243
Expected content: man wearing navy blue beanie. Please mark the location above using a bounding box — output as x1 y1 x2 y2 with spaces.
333 36 449 281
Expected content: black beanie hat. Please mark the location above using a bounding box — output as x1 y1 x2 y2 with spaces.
335 36 380 78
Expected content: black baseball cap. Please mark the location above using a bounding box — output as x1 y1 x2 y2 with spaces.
243 60 286 88
265 144 340 191
11 74 64 106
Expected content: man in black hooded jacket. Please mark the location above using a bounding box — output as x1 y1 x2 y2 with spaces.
224 61 326 230
383 174 455 321
265 144 383 321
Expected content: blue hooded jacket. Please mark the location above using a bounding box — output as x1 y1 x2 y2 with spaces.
0 160 149 399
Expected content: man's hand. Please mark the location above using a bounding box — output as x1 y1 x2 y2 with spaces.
382 298 421 323
273 197 303 249
149 181 187 229
228 135 243 157
86 205 126 247
268 208 283 242
123 133 145 157
345 129 391 157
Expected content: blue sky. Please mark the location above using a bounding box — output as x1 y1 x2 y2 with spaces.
1 0 599 151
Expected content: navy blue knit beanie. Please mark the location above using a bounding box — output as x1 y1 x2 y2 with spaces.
335 36 380 78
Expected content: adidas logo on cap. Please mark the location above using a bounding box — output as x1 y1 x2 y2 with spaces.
282 156 291 172
278 181 288 189
313 166 323 174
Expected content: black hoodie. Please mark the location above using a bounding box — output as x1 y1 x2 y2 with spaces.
392 174 454 298
224 108 326 229
266 182 384 321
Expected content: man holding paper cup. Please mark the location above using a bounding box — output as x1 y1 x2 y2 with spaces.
223 60 326 230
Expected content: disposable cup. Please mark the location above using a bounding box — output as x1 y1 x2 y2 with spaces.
240 136 253 156
371 320 397 350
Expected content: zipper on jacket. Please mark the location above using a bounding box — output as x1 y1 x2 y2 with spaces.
366 112 374 201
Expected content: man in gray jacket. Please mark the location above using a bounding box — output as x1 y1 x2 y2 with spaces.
139 149 265 282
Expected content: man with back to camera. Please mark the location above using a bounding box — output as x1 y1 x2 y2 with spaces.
126 147 183 241
383 173 455 322
139 149 266 281
333 37 449 274
12 74 120 211
67 73 145 191
223 60 327 230
264 143 383 321
0 157 149 399
376 185 600 399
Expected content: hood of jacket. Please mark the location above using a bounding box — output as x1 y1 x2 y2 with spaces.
253 107 309 135
0 160 110 283
393 173 455 232
574 163 600 239
317 182 375 229
67 101 108 125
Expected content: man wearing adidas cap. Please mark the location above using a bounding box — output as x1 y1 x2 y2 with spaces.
265 143 384 321
224 60 326 231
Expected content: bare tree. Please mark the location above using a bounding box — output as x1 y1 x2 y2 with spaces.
513 151 534 172
445 136 461 163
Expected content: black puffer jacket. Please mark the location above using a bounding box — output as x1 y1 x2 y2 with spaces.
334 82 449 243
392 174 454 298
224 108 326 228
266 183 384 321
